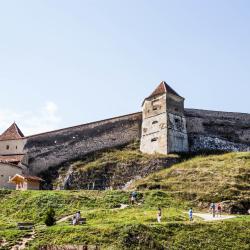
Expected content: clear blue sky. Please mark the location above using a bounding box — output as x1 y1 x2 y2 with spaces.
0 0 249 135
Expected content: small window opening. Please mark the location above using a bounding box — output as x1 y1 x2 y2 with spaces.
16 146 18 149
151 137 158 142
153 106 158 111
152 121 158 125
6 145 9 150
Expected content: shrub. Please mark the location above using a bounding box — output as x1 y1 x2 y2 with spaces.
44 207 56 226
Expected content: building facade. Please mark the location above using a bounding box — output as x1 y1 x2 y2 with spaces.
140 81 189 154
0 81 249 178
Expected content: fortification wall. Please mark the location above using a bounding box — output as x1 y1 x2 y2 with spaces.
22 112 142 174
185 109 250 152
21 108 250 175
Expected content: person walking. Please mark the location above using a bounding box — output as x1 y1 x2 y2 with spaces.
210 203 216 218
157 207 162 223
76 211 81 223
217 203 222 217
130 191 137 205
189 208 193 221
72 216 77 226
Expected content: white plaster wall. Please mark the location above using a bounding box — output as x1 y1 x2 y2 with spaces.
0 163 23 189
0 139 27 155
140 112 168 154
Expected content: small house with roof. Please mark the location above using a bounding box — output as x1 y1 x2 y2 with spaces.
9 174 43 190
0 123 42 190
0 123 26 189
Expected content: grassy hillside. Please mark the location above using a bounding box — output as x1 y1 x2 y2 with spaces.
0 152 249 249
0 190 249 250
45 142 180 190
133 152 250 213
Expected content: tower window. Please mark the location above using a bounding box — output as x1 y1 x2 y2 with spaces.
152 121 158 125
153 106 158 111
16 146 18 149
151 137 158 142
6 145 9 150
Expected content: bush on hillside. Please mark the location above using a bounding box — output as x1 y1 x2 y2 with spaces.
44 207 56 226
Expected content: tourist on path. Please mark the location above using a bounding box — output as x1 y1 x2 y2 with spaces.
76 211 81 223
210 203 216 218
130 191 137 205
157 207 162 223
189 208 193 221
217 203 222 217
72 216 77 226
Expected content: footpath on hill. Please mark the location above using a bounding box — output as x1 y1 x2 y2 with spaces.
6 206 237 250
193 213 236 221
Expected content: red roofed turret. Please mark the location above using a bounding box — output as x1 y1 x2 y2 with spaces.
0 123 24 141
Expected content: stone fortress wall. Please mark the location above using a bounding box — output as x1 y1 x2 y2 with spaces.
23 112 142 174
185 109 250 152
22 108 250 175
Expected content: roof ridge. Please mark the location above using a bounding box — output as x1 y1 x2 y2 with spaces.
144 81 183 102
0 123 24 140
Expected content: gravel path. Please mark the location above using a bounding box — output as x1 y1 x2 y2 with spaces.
193 213 236 221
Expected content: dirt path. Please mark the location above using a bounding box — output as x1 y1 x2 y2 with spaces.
11 229 35 250
193 213 236 221
57 204 130 223
57 214 73 223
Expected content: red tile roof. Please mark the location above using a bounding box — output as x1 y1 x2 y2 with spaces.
0 155 24 164
146 81 183 99
0 123 24 141
10 174 43 182
22 175 43 181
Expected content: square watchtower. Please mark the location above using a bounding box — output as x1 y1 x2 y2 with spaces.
140 81 189 154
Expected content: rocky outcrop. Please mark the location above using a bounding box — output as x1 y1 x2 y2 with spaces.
62 157 179 190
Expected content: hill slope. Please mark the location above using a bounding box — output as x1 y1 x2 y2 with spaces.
133 152 250 214
0 190 249 250
41 142 180 190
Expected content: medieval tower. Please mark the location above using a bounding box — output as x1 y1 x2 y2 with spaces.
140 81 189 154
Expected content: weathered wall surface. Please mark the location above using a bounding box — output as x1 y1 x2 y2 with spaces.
23 113 142 174
21 108 250 175
0 163 22 189
185 109 250 152
0 139 27 155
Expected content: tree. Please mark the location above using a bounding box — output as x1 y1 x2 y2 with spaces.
44 207 56 226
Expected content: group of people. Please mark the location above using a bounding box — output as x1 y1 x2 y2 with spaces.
69 192 227 227
72 211 81 225
209 202 222 217
158 203 223 223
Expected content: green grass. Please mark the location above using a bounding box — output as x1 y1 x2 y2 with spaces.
0 189 249 249
0 151 249 249
51 141 179 189
133 152 250 211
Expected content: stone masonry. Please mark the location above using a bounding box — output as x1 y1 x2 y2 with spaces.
0 81 249 175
